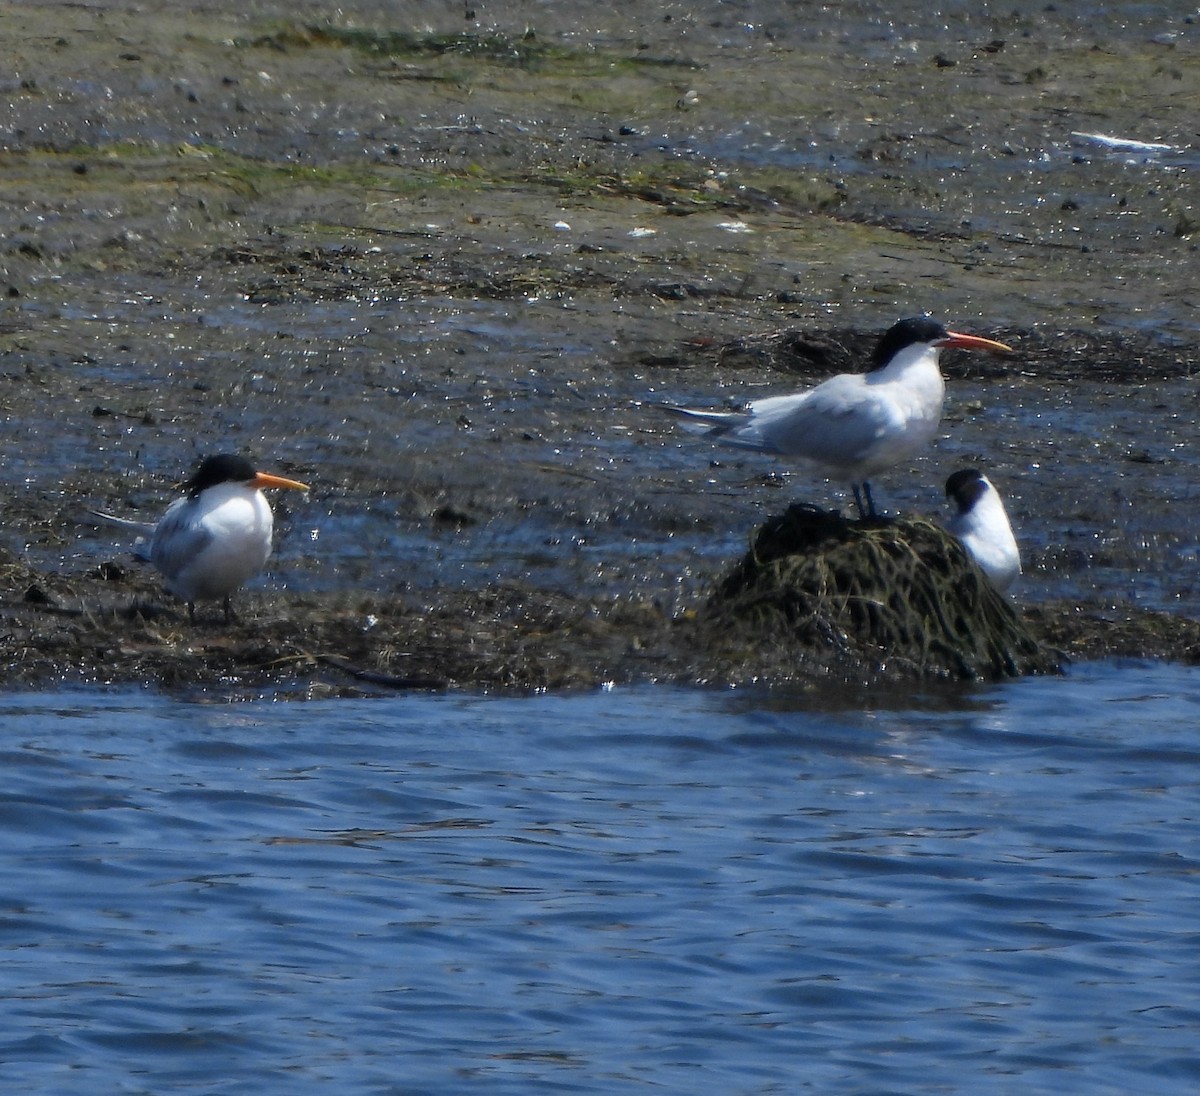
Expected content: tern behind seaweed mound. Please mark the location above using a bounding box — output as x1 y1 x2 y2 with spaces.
945 468 1021 592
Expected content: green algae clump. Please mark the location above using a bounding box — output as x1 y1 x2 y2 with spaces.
694 505 1059 683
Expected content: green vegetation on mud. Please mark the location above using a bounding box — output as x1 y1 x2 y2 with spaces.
246 23 705 72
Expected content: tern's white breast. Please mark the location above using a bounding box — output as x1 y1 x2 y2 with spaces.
151 484 274 602
950 485 1021 592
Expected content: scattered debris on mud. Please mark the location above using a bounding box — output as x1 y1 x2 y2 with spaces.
0 2 1197 696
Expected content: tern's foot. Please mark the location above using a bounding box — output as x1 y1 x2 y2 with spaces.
850 482 897 523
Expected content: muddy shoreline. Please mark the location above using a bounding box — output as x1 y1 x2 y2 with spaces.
6 312 1200 698
4 518 1200 698
0 1 1196 695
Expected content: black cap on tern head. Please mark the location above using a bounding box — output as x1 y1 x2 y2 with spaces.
183 454 259 496
946 468 988 513
871 316 951 369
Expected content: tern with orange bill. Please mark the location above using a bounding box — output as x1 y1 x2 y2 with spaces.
90 453 310 622
661 316 1012 517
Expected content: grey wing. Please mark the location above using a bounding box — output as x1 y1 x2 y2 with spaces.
748 380 901 465
149 500 213 582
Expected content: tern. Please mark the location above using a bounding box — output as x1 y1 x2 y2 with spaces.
90 453 310 622
661 316 1012 517
945 468 1021 592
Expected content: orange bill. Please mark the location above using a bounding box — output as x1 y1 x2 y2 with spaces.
251 471 311 492
940 331 1013 353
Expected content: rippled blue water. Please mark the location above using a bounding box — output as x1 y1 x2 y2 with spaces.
3 662 1200 1095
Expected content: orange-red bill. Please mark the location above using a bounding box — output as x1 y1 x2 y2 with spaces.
940 331 1013 354
251 471 310 492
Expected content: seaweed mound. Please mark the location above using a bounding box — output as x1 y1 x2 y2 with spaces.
692 504 1059 682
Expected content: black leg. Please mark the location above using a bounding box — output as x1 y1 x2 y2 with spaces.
863 481 877 518
223 596 233 625
187 601 196 623
852 483 868 520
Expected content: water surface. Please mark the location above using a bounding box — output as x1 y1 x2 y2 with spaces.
3 662 1199 1094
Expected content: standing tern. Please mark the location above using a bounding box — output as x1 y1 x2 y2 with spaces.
661 316 1012 517
945 468 1021 592
91 453 310 622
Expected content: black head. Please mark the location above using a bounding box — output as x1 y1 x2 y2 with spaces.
183 454 258 496
870 316 950 370
945 468 988 513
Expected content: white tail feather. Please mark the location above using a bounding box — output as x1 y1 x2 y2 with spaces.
85 509 157 536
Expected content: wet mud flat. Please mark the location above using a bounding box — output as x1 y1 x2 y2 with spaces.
6 311 1200 697
0 0 1196 694
6 509 1200 698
